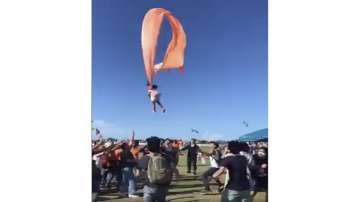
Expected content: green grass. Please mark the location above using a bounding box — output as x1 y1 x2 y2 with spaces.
97 152 266 202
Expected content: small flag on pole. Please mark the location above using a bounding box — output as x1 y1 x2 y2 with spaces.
129 130 135 145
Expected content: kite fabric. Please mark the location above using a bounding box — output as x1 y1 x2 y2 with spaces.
141 8 187 85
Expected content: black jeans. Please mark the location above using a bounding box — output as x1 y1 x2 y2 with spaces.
187 156 197 173
202 167 220 190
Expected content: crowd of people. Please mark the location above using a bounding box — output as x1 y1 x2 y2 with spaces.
92 137 268 202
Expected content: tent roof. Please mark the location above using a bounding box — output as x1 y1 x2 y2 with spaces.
239 128 268 142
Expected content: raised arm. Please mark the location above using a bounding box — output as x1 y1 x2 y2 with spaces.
212 166 226 178
180 144 189 151
110 144 121 151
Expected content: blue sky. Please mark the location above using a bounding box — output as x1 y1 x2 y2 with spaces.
92 0 267 140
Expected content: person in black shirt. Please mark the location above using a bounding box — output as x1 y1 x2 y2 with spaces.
250 147 268 201
92 159 101 202
180 138 200 175
213 141 251 202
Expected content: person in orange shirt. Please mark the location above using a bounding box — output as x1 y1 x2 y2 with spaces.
110 143 126 197
130 140 141 159
130 140 141 179
172 140 180 166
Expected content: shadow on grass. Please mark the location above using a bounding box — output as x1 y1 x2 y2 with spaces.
96 196 116 201
168 189 202 195
170 183 205 189
167 196 195 201
176 176 200 181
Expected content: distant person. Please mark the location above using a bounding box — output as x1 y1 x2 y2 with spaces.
110 143 125 196
213 141 251 202
171 140 180 166
120 143 139 198
162 139 180 180
180 139 200 175
138 136 173 202
131 140 141 159
200 141 222 192
147 82 166 113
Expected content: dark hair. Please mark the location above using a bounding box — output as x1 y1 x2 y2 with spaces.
120 142 129 150
152 85 158 89
209 141 219 148
259 147 268 155
228 141 241 154
238 142 250 153
146 136 161 153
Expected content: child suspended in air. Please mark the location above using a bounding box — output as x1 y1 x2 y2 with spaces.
147 82 166 113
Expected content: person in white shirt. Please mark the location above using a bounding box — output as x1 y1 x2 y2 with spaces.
147 83 166 113
200 141 222 192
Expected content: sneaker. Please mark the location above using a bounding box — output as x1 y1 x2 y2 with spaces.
128 194 139 198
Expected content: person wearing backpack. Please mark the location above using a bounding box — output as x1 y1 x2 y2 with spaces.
137 136 173 202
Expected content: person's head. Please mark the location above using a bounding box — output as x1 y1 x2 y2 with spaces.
152 85 158 89
209 141 219 149
120 142 129 151
227 140 241 154
257 147 267 158
164 140 173 150
146 136 161 153
239 142 250 153
134 140 139 147
191 138 197 145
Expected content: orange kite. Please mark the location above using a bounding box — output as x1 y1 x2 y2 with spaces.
141 8 186 85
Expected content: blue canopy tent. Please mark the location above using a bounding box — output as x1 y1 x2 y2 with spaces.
239 128 268 142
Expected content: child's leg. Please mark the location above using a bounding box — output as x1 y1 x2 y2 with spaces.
156 100 164 109
152 102 156 112
156 100 166 112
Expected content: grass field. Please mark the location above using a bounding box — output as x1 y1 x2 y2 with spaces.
96 152 266 202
